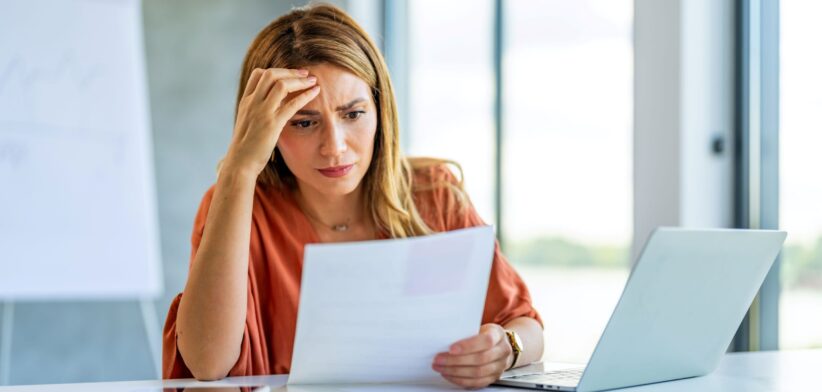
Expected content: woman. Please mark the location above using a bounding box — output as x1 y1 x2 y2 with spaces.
162 4 544 389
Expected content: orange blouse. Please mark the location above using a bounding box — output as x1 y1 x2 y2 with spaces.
162 164 542 378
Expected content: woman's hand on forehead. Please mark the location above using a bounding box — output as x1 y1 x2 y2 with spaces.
221 68 321 177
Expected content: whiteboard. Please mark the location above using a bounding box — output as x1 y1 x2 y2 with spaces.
0 0 162 299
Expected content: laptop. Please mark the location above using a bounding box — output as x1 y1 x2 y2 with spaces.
494 227 786 391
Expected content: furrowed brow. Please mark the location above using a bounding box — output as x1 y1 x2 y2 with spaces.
335 98 366 112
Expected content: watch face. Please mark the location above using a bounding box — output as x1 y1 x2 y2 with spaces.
509 330 524 352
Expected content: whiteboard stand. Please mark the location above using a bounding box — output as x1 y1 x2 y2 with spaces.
0 301 13 385
140 298 162 378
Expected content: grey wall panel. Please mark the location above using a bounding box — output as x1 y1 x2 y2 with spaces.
11 302 153 385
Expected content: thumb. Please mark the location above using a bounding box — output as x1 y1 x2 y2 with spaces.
480 323 505 344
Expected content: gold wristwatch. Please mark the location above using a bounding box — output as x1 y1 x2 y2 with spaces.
504 329 524 371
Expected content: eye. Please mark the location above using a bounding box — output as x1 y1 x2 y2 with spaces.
290 119 315 129
345 110 366 120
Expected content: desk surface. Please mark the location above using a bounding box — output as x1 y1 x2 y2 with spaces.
3 349 820 391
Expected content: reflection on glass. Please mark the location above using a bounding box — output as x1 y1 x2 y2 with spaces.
779 0 822 350
134 386 265 392
502 0 633 363
272 384 460 392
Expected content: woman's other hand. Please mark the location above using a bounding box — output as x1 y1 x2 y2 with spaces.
222 67 321 177
432 323 513 389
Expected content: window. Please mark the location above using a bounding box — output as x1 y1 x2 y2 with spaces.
779 0 822 350
401 0 633 363
405 0 496 222
501 0 633 362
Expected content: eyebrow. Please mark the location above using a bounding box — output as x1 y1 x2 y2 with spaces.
295 98 367 116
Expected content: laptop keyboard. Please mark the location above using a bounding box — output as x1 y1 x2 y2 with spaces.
509 367 585 384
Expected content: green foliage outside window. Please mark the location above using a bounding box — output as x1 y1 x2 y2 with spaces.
507 236 822 292
506 237 628 269
782 238 822 290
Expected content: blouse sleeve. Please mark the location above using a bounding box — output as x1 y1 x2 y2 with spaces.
161 186 263 379
481 241 544 328
467 208 544 328
419 165 544 329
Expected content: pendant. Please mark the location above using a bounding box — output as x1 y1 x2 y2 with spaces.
331 224 349 232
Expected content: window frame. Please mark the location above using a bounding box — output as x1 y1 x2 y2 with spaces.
732 0 781 352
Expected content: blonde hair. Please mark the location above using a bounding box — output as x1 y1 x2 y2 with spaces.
231 3 465 238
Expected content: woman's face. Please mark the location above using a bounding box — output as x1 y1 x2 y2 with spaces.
277 63 378 198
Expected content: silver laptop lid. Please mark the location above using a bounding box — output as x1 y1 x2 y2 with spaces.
576 228 786 392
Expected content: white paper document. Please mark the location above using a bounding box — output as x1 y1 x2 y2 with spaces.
288 226 496 385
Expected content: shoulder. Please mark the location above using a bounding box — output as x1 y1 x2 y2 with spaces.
192 181 294 233
407 158 478 231
409 158 463 191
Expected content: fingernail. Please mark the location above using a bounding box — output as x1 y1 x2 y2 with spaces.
307 76 317 83
297 69 309 76
450 345 461 354
434 356 445 365
311 85 321 92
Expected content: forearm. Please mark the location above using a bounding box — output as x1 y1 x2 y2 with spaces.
503 316 544 368
176 168 257 380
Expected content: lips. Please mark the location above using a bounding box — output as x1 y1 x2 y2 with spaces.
317 164 354 178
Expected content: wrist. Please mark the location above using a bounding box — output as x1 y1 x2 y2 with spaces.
219 158 262 182
504 329 524 371
217 161 260 186
505 349 516 371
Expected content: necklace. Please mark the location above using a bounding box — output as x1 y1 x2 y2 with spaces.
301 208 353 232
296 197 355 232
330 222 350 232
293 189 371 234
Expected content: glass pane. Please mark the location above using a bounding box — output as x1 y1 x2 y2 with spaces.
779 0 822 350
502 0 633 363
406 0 496 222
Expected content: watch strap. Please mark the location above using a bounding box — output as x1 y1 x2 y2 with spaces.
505 330 522 371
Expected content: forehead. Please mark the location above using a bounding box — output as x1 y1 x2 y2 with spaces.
302 63 372 107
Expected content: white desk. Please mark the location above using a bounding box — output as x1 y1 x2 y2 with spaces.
2 350 819 391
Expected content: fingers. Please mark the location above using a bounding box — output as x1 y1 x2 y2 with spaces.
449 325 505 355
276 85 321 118
435 358 508 378
441 373 501 389
433 324 511 389
251 68 310 100
432 341 510 382
242 68 265 97
264 76 318 105
433 343 509 367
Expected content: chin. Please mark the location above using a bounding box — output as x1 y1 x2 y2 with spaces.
314 176 363 196
323 184 359 196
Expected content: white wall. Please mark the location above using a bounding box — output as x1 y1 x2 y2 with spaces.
633 0 736 260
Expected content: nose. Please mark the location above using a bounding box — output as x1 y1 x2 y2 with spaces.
319 120 348 158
